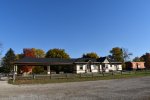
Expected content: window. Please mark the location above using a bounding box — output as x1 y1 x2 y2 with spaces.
79 65 83 70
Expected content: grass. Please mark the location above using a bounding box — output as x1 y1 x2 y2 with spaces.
8 70 150 85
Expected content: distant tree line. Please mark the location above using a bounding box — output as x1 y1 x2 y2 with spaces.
1 46 150 74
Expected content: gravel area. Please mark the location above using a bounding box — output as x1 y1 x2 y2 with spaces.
0 76 150 100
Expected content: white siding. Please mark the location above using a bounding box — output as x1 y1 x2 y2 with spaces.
111 65 117 71
110 64 122 71
117 65 122 70
76 64 87 74
99 65 102 72
91 64 98 73
103 59 109 63
75 63 122 73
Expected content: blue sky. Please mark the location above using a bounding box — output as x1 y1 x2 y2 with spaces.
0 0 150 58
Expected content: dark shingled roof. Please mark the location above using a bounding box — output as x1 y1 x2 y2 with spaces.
97 57 107 62
14 57 76 65
97 57 121 63
75 58 97 62
14 57 122 65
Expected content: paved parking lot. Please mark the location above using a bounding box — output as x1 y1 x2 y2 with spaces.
0 76 150 100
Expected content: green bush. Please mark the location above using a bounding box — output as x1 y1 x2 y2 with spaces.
32 66 45 74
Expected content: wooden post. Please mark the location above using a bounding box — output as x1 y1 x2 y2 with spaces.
92 73 94 78
80 73 82 78
135 69 136 74
121 70 122 75
32 73 35 79
13 72 16 83
66 73 68 79
98 65 100 73
112 71 114 76
112 71 114 79
145 68 147 74
13 65 16 83
50 73 52 79
102 71 104 77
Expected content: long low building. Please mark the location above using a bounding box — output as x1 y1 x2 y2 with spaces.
13 57 122 74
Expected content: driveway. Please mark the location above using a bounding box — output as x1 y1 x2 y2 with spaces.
0 76 150 100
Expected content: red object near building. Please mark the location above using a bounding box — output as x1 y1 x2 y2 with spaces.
21 48 36 74
125 62 145 70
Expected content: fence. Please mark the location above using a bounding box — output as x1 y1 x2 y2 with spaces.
14 69 150 80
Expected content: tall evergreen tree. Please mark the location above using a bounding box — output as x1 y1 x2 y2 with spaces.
2 48 16 73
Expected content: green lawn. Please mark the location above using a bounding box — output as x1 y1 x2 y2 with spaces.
9 71 150 85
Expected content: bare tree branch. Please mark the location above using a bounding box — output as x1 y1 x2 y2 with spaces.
122 48 132 62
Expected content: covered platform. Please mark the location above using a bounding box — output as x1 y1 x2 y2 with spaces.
13 57 76 75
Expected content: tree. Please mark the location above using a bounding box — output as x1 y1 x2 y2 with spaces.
21 48 36 73
82 52 99 58
122 48 132 62
23 48 35 57
110 47 124 62
32 66 45 74
33 48 45 58
23 48 45 58
2 48 16 73
16 53 24 60
31 48 45 74
133 57 141 62
46 48 70 59
140 53 150 69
